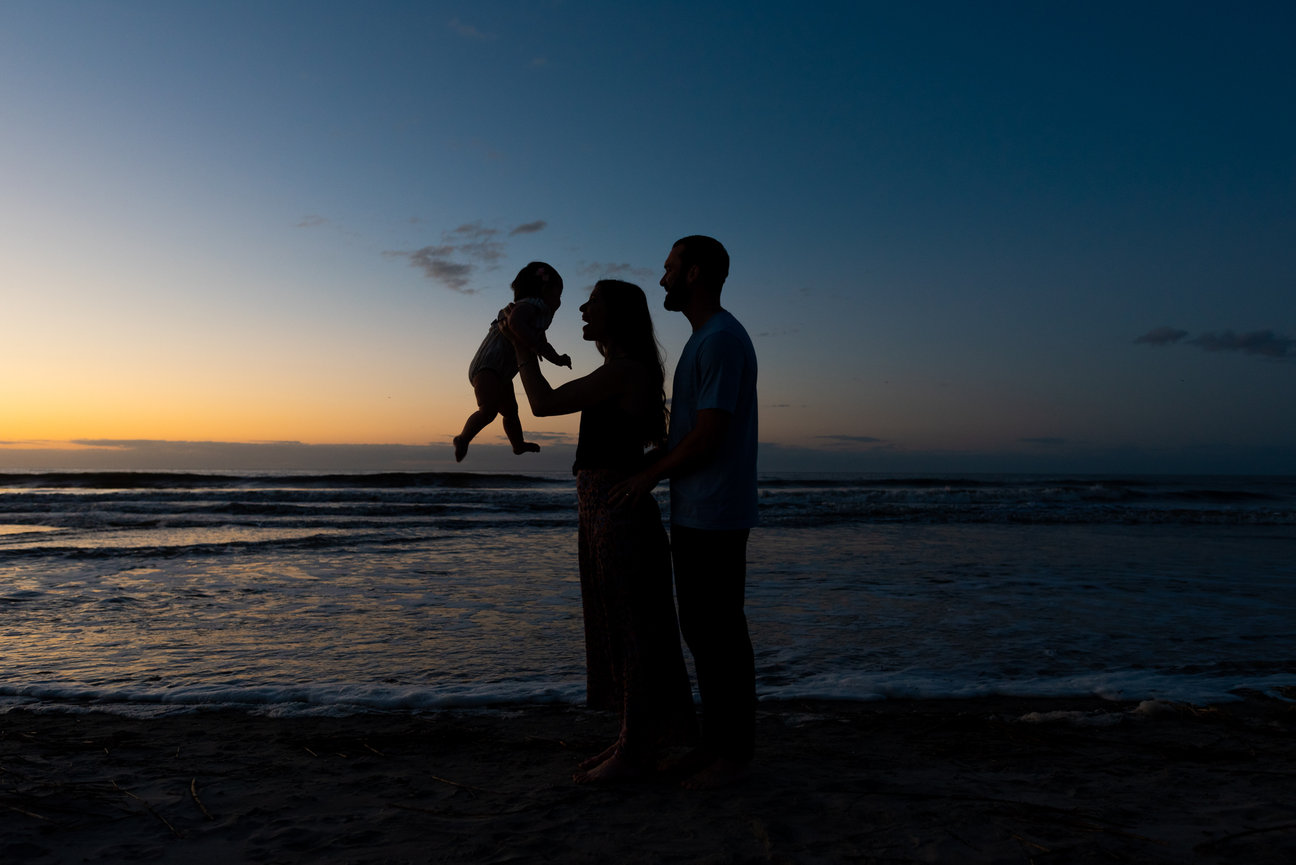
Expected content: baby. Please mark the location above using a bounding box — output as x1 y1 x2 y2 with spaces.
454 261 571 462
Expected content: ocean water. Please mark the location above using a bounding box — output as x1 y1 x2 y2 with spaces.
1 471 1293 717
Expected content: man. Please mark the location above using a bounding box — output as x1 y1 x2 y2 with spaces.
617 235 758 788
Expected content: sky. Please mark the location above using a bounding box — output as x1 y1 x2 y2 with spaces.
2 1 1293 475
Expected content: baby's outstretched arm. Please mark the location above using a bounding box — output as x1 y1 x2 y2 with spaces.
538 340 571 368
505 304 570 367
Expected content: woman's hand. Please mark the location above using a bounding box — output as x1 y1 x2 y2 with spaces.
499 303 520 343
501 304 538 367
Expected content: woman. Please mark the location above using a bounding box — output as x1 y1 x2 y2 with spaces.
508 279 697 783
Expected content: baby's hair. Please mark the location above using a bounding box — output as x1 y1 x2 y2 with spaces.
511 261 563 300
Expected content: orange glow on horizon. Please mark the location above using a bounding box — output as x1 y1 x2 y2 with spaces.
3 399 583 450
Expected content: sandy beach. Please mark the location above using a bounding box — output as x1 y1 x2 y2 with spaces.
2 695 1294 864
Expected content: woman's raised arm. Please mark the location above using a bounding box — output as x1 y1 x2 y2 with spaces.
503 305 625 416
516 359 624 417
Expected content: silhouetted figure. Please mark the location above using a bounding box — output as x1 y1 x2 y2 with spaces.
454 262 571 462
508 279 697 783
615 236 758 789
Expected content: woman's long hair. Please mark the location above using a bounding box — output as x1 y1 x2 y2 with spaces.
595 279 668 449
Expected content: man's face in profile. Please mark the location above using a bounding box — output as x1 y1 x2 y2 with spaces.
661 245 691 312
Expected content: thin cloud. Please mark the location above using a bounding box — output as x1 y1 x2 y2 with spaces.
509 220 547 236
1190 330 1294 359
816 435 886 448
1135 326 1188 346
448 222 506 262
406 247 474 292
448 18 495 40
1136 326 1294 360
391 221 530 294
511 430 574 445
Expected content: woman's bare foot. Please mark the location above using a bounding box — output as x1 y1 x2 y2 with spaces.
681 757 750 790
453 436 468 462
513 441 541 455
573 750 646 785
578 742 619 771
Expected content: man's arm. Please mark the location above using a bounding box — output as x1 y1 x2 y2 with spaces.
610 408 730 504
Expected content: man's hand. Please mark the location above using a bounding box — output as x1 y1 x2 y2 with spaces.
609 470 658 510
555 354 572 368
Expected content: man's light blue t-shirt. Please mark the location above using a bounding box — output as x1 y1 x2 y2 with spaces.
668 309 759 530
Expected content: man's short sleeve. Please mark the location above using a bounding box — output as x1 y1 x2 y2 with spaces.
693 330 747 415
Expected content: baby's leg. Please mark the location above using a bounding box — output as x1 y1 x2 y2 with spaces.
498 381 540 455
501 409 541 455
455 371 505 462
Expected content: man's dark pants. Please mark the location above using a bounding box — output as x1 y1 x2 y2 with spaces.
670 524 755 763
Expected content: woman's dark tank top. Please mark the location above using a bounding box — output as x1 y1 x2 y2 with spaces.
572 397 648 473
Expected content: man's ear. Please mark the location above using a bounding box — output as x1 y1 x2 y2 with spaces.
686 263 701 285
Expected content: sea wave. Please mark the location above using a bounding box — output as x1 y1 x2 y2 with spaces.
1 474 1293 555
5 667 1290 719
0 680 587 718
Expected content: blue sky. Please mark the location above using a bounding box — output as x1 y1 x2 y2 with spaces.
2 1 1293 474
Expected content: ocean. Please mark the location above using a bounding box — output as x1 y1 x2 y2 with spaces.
1 471 1293 717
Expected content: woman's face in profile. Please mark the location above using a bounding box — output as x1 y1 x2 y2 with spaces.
580 289 607 343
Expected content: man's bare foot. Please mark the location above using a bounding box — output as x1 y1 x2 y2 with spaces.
513 442 541 455
657 747 713 780
681 757 750 790
453 436 468 462
578 742 619 771
573 750 646 785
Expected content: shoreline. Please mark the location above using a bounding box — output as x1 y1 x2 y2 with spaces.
4 695 1295 863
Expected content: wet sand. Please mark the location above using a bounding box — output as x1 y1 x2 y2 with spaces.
3 695 1295 863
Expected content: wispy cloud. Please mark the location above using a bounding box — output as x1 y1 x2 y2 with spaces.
816 435 887 449
1134 326 1188 346
296 214 329 229
515 430 575 445
1190 330 1294 358
1136 326 1294 360
448 18 495 41
390 221 546 294
404 247 475 292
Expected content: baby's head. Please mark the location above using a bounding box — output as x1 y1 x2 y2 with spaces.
512 261 564 310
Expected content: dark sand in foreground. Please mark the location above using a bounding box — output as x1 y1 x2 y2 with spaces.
3 696 1295 863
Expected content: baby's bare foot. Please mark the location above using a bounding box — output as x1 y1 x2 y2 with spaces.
453 436 468 462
